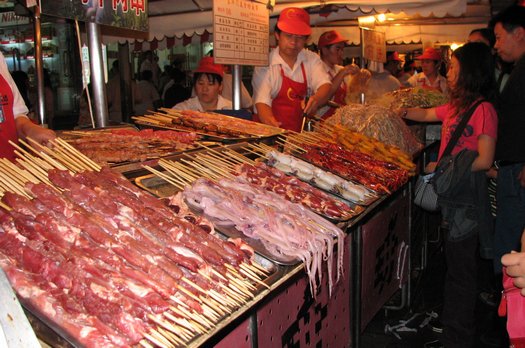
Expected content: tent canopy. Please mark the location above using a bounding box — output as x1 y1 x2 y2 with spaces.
103 0 486 46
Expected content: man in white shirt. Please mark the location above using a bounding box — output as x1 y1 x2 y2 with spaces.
252 7 331 132
408 47 448 94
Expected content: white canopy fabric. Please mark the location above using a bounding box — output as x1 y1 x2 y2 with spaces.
104 0 469 44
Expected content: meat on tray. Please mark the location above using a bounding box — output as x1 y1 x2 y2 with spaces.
64 128 199 164
234 162 363 220
299 143 409 194
134 109 284 139
183 177 345 297
0 167 253 347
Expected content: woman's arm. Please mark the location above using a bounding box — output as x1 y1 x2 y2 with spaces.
471 134 496 171
400 107 439 123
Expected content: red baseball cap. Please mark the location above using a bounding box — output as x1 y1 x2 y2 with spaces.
277 7 311 36
416 47 441 61
318 30 347 48
387 51 402 62
194 57 224 77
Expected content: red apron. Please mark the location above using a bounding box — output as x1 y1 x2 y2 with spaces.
271 63 308 132
0 74 18 161
322 70 347 119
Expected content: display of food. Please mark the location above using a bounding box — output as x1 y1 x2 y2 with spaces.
234 162 363 220
266 150 377 205
0 167 265 347
296 143 409 194
319 124 416 173
326 103 423 156
61 128 200 164
133 108 284 139
378 87 448 109
183 177 345 296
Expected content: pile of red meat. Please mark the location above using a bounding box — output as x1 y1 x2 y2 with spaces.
0 168 250 347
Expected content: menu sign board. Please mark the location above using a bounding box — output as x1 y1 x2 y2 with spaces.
362 28 386 63
41 0 148 32
213 0 269 66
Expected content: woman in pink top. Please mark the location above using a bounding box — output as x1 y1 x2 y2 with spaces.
401 42 498 348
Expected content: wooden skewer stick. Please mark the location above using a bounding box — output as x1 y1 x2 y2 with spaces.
142 332 172 348
139 339 155 348
52 138 102 172
14 157 54 187
0 170 31 198
163 311 205 334
239 267 270 289
148 314 192 339
181 277 230 311
0 200 12 211
243 261 271 275
157 327 187 346
198 270 245 304
200 304 221 323
170 305 213 329
0 159 40 184
143 165 185 190
17 139 69 171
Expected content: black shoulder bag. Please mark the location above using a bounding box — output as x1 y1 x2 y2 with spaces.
414 99 484 211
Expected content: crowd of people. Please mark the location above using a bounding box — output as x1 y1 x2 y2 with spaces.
1 3 525 348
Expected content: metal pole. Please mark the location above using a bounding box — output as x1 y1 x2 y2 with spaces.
86 22 109 128
33 6 45 126
231 64 242 110
118 43 133 123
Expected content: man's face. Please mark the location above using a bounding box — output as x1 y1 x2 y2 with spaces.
494 22 521 63
276 31 308 58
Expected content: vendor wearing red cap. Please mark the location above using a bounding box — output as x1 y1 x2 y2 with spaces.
252 7 331 131
173 57 232 111
317 30 359 119
408 47 448 93
0 52 55 161
384 51 403 78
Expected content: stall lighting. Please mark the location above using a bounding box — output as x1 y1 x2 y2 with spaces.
377 14 386 22
358 15 376 28
450 43 460 51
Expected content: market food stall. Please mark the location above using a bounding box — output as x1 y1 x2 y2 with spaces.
0 0 479 346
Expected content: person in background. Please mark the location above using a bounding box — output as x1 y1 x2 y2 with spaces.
400 42 498 348
173 57 232 111
42 69 54 128
163 68 189 108
490 4 525 277
0 52 55 161
252 7 331 131
408 47 448 94
398 60 417 87
134 70 160 116
106 60 124 123
316 30 359 119
140 50 160 87
468 27 512 93
384 51 403 78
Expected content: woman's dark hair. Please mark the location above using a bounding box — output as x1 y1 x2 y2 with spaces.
449 42 497 114
469 28 495 47
489 5 525 33
192 72 222 86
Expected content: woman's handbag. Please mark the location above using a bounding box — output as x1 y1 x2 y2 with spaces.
499 268 525 348
414 173 439 212
413 100 484 211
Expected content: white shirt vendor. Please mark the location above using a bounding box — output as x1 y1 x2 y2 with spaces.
252 48 330 108
173 95 232 112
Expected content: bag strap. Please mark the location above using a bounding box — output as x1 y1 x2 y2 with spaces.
441 99 485 158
